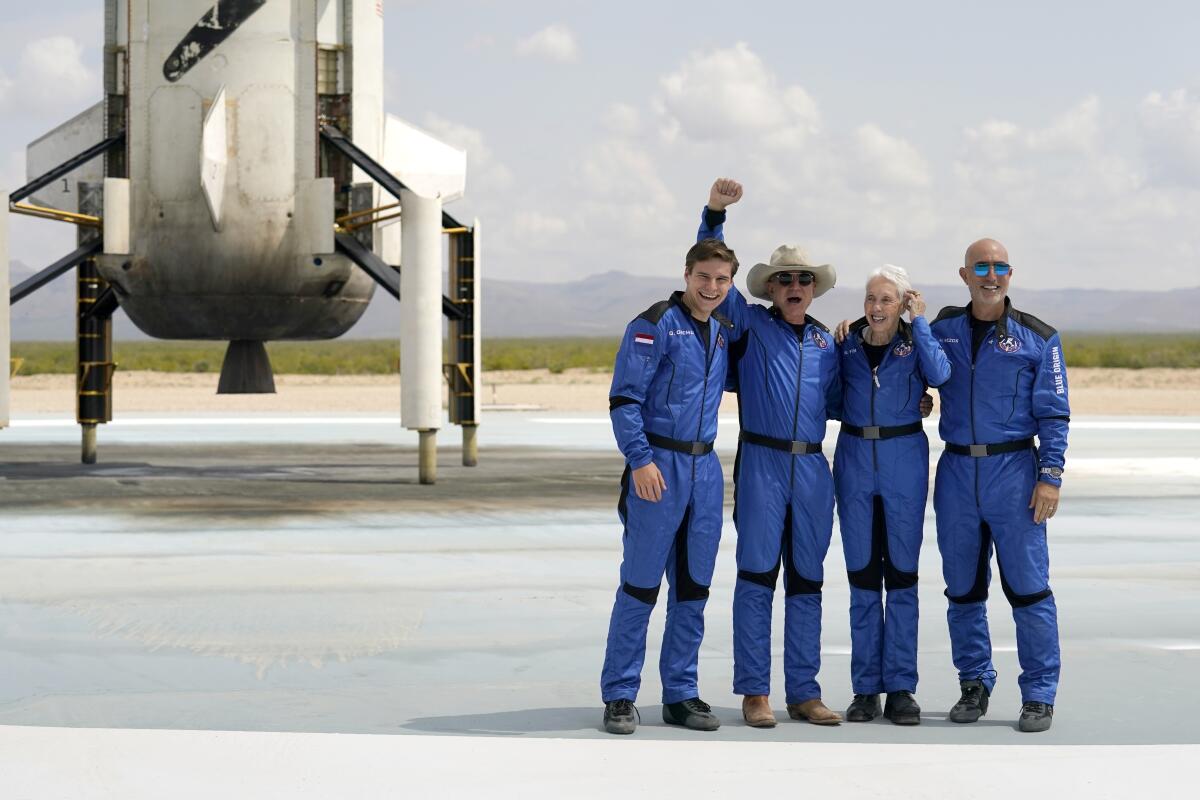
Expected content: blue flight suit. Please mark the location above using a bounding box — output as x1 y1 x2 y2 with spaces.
931 299 1069 705
834 316 951 696
601 291 733 704
699 210 843 704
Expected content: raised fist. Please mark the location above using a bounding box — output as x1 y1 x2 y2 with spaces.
708 178 743 212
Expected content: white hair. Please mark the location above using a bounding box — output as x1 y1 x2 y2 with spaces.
865 263 911 298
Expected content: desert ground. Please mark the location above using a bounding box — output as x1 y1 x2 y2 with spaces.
7 367 1199 416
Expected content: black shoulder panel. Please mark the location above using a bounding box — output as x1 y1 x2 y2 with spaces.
1009 307 1057 341
848 316 870 336
932 305 968 324
712 310 735 329
805 314 831 332
636 299 674 325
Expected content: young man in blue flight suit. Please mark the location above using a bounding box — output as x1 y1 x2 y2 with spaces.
601 238 738 735
833 266 951 725
931 237 1069 733
699 179 846 728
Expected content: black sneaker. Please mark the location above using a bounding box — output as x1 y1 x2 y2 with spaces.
603 699 639 735
948 680 989 723
883 691 921 725
662 697 721 731
1018 701 1054 733
845 693 881 722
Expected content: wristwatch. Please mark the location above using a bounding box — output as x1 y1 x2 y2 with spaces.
1039 466 1063 479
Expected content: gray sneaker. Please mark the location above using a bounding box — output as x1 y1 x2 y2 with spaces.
948 680 989 723
603 699 639 735
1018 701 1054 733
662 697 721 731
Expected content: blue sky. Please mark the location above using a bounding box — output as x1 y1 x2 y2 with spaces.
2 0 1198 292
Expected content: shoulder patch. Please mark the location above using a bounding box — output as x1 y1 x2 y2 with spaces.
932 305 968 325
1008 307 1057 340
636 298 674 326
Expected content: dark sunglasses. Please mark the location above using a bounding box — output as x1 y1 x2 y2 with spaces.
972 261 1011 277
772 271 815 286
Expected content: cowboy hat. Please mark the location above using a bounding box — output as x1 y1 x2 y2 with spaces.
746 245 837 300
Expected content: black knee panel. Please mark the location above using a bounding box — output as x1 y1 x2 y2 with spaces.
998 567 1053 608
847 562 883 592
738 565 780 589
622 581 660 605
784 570 823 597
781 506 822 596
884 564 918 591
848 494 887 591
673 508 710 602
947 522 992 604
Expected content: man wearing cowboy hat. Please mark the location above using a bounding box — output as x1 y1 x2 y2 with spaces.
696 178 845 728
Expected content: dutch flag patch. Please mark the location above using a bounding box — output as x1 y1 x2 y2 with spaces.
634 333 655 346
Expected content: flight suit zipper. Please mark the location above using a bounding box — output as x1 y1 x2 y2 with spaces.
693 317 716 483
789 323 806 487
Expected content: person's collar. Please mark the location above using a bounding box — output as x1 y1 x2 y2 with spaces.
849 316 911 345
966 297 1012 338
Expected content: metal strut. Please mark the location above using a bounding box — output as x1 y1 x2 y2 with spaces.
10 240 103 305
8 133 125 206
318 125 466 230
333 232 466 321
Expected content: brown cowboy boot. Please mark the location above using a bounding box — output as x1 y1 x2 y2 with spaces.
741 695 777 728
786 698 843 725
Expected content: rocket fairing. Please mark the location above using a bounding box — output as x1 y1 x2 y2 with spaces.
10 0 478 474
26 0 467 343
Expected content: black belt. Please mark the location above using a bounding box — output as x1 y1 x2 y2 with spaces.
945 438 1035 457
840 421 924 440
739 430 823 455
646 432 714 456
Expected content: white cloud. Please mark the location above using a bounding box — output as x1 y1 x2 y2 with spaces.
1139 87 1200 187
10 36 97 113
422 113 514 191
657 42 820 145
516 24 579 63
514 211 569 239
603 102 641 136
577 139 679 243
852 124 932 188
954 97 1134 196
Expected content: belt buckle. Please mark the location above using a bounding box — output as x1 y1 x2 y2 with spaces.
969 444 989 457
691 442 706 456
862 426 881 440
789 441 806 455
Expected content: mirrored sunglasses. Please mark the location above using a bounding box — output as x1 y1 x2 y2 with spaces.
972 261 1011 277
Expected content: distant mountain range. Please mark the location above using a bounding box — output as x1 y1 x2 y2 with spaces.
8 260 1198 340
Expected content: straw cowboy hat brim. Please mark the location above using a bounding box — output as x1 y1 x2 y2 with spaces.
746 244 837 301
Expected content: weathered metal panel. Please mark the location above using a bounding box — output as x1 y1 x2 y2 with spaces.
25 103 107 214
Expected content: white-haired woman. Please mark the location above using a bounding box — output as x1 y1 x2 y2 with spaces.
832 265 951 724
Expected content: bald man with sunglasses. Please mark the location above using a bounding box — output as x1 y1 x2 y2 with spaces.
929 239 1070 733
